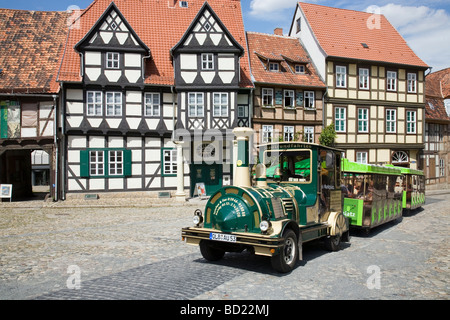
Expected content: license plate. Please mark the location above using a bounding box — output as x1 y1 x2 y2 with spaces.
210 233 237 243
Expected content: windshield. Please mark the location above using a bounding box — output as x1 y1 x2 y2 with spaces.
264 150 311 183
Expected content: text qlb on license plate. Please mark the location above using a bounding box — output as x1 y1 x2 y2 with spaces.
210 233 237 243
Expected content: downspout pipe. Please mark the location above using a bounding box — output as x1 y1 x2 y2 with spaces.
52 94 58 201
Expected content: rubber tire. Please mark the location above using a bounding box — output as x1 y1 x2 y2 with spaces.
199 240 225 261
271 229 298 273
324 235 341 251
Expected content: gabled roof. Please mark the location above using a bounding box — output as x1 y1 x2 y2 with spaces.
74 2 150 54
246 32 325 88
297 2 428 68
0 9 67 94
58 0 252 88
171 2 244 55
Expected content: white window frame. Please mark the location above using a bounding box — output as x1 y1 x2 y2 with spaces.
439 158 445 177
358 108 369 133
406 110 417 134
201 53 214 70
304 126 314 143
213 93 228 117
356 151 368 164
359 68 369 90
89 150 104 176
106 92 122 116
237 105 248 118
262 125 273 143
386 109 397 133
106 52 120 69
145 93 160 117
109 150 123 176
335 107 346 132
284 90 295 108
163 149 177 175
295 65 305 74
387 71 397 91
407 73 417 93
269 62 279 72
87 91 103 116
336 66 347 88
304 91 315 109
262 88 273 107
284 126 294 142
188 92 204 117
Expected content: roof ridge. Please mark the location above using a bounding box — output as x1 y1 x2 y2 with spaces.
299 1 376 17
246 31 297 39
0 8 66 13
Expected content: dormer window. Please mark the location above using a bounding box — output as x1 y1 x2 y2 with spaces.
106 52 120 69
269 62 279 72
295 65 305 74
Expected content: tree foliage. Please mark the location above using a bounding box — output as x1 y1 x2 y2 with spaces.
319 123 337 147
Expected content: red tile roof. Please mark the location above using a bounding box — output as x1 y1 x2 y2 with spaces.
298 2 428 68
0 9 68 94
58 0 252 88
425 96 450 122
425 68 450 122
246 32 325 88
425 67 450 99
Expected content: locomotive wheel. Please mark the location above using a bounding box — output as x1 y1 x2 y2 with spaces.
271 229 298 273
199 240 225 261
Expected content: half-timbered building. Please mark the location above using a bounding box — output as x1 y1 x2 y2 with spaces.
289 2 429 169
423 68 450 189
58 0 252 199
246 30 326 146
0 9 67 200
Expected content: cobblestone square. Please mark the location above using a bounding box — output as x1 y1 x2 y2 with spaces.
0 192 448 300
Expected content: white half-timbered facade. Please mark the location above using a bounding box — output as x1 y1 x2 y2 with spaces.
59 0 252 199
171 3 251 196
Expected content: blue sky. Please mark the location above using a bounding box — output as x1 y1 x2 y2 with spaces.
1 0 449 71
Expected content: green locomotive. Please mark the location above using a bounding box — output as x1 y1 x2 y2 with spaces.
182 128 350 273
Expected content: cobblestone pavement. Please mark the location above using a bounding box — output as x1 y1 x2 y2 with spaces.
0 192 448 300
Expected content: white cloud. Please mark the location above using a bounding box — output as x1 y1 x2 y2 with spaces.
249 0 299 18
366 3 450 71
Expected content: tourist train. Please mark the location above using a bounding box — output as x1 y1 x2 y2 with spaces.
181 128 425 273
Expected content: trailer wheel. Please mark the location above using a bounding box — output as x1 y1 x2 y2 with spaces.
271 229 298 273
199 240 225 261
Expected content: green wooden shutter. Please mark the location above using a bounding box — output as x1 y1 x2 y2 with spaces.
80 150 90 177
124 149 132 177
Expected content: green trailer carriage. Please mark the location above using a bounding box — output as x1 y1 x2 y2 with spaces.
398 167 426 211
341 159 404 231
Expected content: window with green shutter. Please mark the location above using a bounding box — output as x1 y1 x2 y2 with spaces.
79 148 132 178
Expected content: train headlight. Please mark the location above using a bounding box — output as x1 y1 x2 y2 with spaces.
259 220 271 233
193 209 203 226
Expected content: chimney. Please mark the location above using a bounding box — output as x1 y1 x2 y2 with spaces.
274 28 283 36
169 0 177 7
